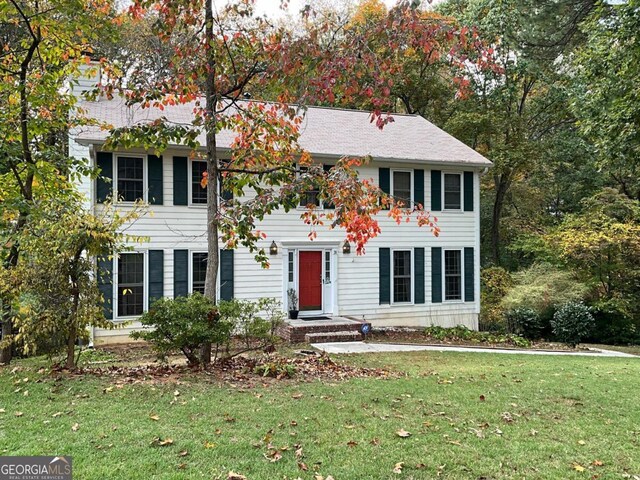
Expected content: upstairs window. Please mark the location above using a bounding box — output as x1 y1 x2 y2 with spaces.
191 161 207 204
393 250 412 303
117 253 144 316
444 173 462 210
444 249 462 300
117 156 144 202
392 170 412 207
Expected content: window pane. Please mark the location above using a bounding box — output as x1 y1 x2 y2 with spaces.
393 250 411 303
118 253 144 316
444 250 462 300
117 157 144 202
288 252 294 283
192 161 207 204
444 174 461 209
192 252 208 294
325 251 331 282
393 171 411 205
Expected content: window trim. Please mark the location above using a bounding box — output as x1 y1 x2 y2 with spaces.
114 154 147 204
188 159 208 207
188 250 224 296
391 248 413 305
390 169 414 208
296 163 337 211
115 251 148 319
442 248 464 302
442 171 463 212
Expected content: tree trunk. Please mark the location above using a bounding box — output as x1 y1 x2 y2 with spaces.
201 0 220 366
491 172 511 266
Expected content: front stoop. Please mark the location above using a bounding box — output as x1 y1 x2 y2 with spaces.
278 316 367 343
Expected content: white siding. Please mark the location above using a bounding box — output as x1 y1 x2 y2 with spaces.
85 150 482 343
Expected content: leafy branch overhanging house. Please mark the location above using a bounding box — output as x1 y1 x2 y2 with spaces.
70 67 493 345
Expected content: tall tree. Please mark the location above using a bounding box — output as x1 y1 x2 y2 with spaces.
105 0 443 364
0 0 117 364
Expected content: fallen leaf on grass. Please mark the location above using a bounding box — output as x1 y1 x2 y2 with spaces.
393 462 404 474
177 463 187 470
396 429 411 438
370 437 381 446
479 395 486 401
14 411 23 417
592 460 604 467
203 441 216 449
347 441 358 448
298 462 308 471
227 472 247 480
52 412 63 418
71 423 79 432
572 463 586 472
265 451 282 463
291 393 303 399
150 437 173 447
578 440 586 445
178 450 189 457
149 414 160 421
416 463 426 469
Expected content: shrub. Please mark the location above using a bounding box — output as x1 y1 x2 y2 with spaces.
254 359 296 378
131 294 232 365
219 298 285 351
423 325 531 348
589 299 640 345
501 263 589 320
504 308 543 339
480 267 513 332
551 302 595 347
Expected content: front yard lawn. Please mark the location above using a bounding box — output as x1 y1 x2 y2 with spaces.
1 349 639 479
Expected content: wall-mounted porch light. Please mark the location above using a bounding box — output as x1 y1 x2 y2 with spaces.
342 240 351 255
269 241 278 256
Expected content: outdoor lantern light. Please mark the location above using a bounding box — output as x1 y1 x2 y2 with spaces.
342 240 351 254
269 241 278 256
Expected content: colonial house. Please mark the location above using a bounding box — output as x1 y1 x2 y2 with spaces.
71 92 492 345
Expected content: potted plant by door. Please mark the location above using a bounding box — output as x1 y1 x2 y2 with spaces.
287 288 299 320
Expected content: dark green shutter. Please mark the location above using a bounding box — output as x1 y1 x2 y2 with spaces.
148 155 163 205
431 247 442 303
174 249 188 297
323 165 334 209
464 247 475 302
379 247 390 304
96 152 113 203
414 169 424 207
379 167 390 209
149 250 164 306
464 171 474 212
173 157 188 206
414 247 425 304
431 170 441 211
97 255 113 319
220 250 234 300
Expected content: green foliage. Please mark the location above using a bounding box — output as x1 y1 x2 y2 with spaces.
504 308 542 340
589 299 640 346
253 359 296 379
219 298 285 351
551 302 595 347
501 263 589 319
131 294 232 365
480 267 513 332
423 325 530 348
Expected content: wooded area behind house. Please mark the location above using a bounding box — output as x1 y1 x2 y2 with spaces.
1 0 639 366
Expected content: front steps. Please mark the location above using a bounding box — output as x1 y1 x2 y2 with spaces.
279 316 369 343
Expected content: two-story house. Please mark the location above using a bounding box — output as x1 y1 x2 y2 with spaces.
71 94 492 345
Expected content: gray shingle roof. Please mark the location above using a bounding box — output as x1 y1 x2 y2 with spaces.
74 97 492 167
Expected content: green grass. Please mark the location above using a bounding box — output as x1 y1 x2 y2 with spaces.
1 351 639 479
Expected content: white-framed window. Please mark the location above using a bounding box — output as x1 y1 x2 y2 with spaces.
298 164 335 209
392 249 412 303
191 252 208 294
444 249 463 301
288 251 295 283
391 170 413 207
443 172 462 210
190 160 207 205
115 155 146 202
117 252 145 317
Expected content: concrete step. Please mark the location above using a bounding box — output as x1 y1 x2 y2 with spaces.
305 330 364 343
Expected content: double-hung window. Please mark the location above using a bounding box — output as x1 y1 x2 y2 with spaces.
444 249 462 300
191 160 208 205
192 252 208 294
392 170 412 207
117 156 144 202
443 173 462 210
117 253 144 316
393 250 412 303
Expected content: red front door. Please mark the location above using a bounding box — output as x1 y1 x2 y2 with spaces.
298 251 322 311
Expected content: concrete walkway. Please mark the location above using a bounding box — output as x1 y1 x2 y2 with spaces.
311 341 637 358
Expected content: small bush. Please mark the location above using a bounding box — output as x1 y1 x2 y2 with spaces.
219 298 285 351
254 360 296 378
502 263 589 320
551 302 595 347
589 299 640 345
504 308 543 339
131 294 232 365
423 325 531 348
